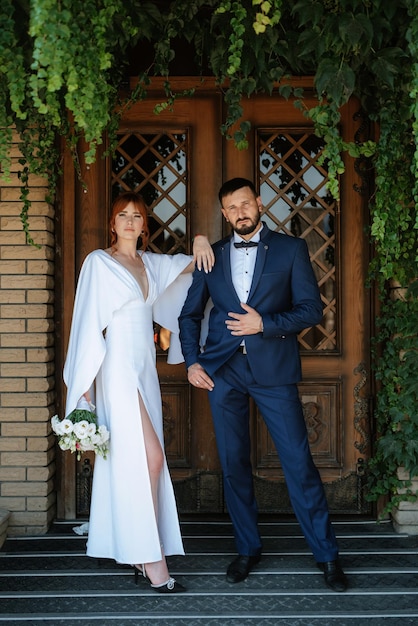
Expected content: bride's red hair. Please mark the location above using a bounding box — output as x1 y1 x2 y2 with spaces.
109 192 150 250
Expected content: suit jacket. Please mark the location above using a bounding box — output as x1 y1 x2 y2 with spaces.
179 224 323 386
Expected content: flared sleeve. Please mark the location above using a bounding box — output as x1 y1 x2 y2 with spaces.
146 252 193 364
63 250 141 416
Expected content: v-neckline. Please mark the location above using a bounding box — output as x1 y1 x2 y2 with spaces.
104 249 149 301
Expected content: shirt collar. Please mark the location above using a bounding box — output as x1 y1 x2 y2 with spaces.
233 228 262 245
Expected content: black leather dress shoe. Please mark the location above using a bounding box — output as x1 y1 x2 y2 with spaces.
226 554 261 583
317 560 348 592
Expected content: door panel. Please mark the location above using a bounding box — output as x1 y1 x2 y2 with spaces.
58 80 371 518
234 94 371 511
108 91 224 514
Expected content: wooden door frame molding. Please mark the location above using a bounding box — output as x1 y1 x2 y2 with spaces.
55 138 108 518
128 75 315 96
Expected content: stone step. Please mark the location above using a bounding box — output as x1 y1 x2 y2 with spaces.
1 589 418 618
0 518 417 626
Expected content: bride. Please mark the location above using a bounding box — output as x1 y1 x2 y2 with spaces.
63 191 213 593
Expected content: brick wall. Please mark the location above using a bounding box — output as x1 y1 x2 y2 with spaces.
0 132 57 535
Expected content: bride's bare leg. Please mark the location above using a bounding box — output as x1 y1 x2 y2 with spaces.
136 393 170 585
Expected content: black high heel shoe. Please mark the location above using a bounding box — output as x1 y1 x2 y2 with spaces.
133 564 186 593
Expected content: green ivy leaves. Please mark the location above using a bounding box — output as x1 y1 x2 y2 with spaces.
366 291 418 513
0 0 159 240
0 0 416 272
252 1 281 35
29 0 130 161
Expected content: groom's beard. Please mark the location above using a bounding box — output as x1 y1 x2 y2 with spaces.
233 213 261 236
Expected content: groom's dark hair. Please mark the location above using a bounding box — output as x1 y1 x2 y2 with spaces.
218 178 258 205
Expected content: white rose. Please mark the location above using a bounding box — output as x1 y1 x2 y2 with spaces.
98 425 110 442
86 423 96 437
51 415 62 434
79 439 94 451
60 419 74 434
73 420 90 439
90 433 102 445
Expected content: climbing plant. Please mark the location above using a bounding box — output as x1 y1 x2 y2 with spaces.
1 1 415 205
0 0 417 510
364 0 418 514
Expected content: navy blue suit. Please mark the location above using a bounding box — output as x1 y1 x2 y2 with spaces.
179 224 339 562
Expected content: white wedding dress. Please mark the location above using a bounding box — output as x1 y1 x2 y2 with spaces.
63 249 192 565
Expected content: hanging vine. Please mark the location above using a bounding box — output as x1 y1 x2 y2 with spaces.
406 0 418 225
2 1 413 204
365 0 418 514
0 0 159 242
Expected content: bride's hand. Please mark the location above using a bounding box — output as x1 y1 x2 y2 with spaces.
193 235 214 273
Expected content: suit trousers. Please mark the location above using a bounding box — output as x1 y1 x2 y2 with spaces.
208 351 339 562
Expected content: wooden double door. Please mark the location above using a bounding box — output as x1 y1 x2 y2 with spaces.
56 78 372 519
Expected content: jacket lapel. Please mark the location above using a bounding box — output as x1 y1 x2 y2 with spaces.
221 239 241 305
247 226 272 301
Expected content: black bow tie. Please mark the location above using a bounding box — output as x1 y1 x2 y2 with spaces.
234 240 258 248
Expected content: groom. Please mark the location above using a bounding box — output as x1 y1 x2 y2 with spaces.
179 177 347 592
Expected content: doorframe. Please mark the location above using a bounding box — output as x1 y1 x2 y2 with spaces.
54 77 374 519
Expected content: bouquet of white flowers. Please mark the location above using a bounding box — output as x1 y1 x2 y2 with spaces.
51 405 110 461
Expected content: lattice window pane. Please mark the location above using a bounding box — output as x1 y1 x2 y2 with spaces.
258 129 337 352
112 131 188 254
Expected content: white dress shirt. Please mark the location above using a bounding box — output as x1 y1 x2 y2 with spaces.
230 231 261 303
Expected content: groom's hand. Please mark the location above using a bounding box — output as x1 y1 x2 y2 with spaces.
187 363 215 391
226 302 263 335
